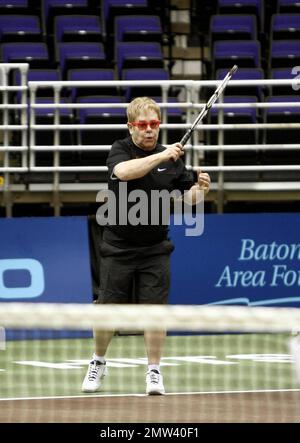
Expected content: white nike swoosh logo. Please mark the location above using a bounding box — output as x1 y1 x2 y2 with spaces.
157 168 167 172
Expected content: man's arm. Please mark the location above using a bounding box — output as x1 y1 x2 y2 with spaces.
182 170 211 205
114 143 184 181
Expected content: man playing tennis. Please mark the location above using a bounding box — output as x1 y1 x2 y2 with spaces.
82 97 210 395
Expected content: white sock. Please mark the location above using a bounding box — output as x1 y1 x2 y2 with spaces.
148 364 160 373
93 353 106 364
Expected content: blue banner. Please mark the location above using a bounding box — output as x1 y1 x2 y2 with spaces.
1 213 299 310
0 216 92 303
169 213 300 307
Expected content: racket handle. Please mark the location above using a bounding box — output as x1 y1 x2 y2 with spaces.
180 128 193 147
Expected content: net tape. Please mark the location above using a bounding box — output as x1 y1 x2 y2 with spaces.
1 303 300 332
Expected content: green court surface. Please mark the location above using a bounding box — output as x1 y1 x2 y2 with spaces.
1 333 300 423
0 333 298 398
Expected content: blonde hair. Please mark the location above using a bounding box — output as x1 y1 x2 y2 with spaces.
127 97 161 122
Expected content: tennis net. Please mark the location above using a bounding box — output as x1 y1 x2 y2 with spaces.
0 302 300 424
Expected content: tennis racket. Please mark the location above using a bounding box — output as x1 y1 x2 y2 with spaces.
180 65 238 147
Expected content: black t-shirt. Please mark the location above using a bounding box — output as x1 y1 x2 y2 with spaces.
102 136 194 247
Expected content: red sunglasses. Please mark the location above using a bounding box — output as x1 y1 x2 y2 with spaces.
129 119 161 130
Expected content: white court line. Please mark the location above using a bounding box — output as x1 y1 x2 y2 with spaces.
1 388 300 402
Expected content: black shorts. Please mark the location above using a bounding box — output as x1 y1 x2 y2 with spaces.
96 239 174 304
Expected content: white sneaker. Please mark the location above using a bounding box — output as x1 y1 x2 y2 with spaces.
81 360 107 392
146 369 165 395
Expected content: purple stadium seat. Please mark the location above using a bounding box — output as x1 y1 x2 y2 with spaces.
1 42 50 68
0 15 41 42
42 0 90 34
271 14 300 40
14 68 60 102
270 39 300 68
77 95 126 124
57 42 107 77
211 95 258 122
213 40 261 72
278 0 300 13
76 96 127 163
264 95 300 144
210 14 257 43
67 68 118 99
54 15 103 42
265 95 300 118
28 69 61 96
103 0 148 26
103 0 150 57
33 96 73 119
263 95 300 166
122 67 169 101
216 67 264 99
217 0 263 29
115 15 162 42
0 0 29 13
271 67 298 95
116 42 163 76
27 68 60 81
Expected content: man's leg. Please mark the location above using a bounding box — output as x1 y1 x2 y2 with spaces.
81 329 113 393
144 330 166 395
82 247 134 393
138 245 173 395
93 329 115 357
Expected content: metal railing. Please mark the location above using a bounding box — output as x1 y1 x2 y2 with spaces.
0 63 29 215
1 63 300 215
